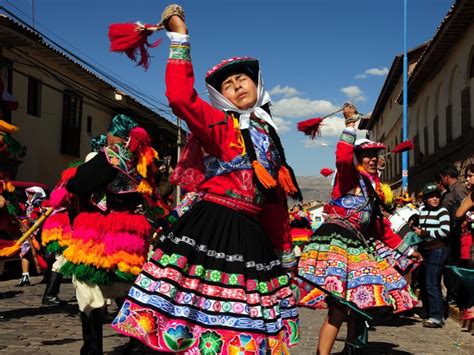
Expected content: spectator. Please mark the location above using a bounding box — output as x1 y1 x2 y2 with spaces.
454 163 474 320
413 183 450 328
439 163 469 305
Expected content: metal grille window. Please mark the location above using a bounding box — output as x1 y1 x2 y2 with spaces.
61 91 83 156
27 77 42 117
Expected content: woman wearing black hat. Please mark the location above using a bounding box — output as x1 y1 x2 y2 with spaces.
413 183 450 328
112 4 301 353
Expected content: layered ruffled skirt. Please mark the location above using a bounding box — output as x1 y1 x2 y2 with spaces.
60 210 150 285
112 201 299 353
296 222 417 313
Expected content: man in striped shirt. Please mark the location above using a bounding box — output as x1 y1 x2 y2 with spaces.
413 183 450 328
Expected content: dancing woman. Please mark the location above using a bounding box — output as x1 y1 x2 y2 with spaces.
112 4 301 353
296 103 422 354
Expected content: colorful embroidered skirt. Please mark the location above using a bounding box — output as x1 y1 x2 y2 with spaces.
60 210 150 285
112 201 299 353
296 222 417 314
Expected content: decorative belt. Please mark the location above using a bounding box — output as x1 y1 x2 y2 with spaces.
202 193 262 218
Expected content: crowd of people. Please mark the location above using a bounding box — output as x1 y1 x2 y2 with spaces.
0 4 473 355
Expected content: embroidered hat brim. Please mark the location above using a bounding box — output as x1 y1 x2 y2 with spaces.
205 57 259 91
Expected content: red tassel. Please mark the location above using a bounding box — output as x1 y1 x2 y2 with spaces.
60 167 77 184
108 23 162 70
392 140 414 154
128 127 151 153
320 168 335 177
297 117 323 139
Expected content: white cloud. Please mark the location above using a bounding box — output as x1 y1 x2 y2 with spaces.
273 116 291 133
271 97 339 118
355 67 389 79
269 85 302 98
302 138 331 149
340 85 366 102
366 67 389 76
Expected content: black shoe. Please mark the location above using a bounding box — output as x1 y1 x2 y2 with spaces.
42 295 67 305
42 271 63 304
15 275 31 287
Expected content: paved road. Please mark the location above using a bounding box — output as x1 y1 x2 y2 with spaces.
1 276 473 354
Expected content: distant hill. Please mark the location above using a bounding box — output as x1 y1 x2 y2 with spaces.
294 176 332 203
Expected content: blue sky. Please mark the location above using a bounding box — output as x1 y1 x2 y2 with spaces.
2 0 453 175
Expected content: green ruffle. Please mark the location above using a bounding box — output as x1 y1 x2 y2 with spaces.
45 241 64 255
60 261 136 285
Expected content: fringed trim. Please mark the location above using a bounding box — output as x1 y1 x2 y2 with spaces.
0 243 19 257
41 228 69 246
62 241 146 272
60 260 137 285
137 179 153 195
278 166 298 195
46 241 63 254
251 160 277 189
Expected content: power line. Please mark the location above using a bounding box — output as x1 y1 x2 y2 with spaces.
0 5 174 119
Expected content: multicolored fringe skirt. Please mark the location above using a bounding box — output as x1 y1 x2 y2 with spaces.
296 222 417 313
41 210 73 254
60 210 150 285
112 201 299 353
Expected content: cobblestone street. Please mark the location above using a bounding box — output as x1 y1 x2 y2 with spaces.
0 276 473 354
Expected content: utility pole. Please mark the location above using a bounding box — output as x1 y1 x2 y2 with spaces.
31 0 35 29
402 0 409 193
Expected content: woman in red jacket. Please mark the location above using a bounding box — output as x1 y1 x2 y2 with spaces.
296 104 422 354
112 5 301 354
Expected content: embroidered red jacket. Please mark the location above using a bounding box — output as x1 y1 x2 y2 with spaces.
325 128 404 250
165 48 292 256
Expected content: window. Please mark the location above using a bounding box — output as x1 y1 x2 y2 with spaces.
87 115 92 134
0 61 13 122
61 91 83 156
27 77 42 117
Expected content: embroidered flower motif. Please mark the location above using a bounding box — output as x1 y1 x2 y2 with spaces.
160 254 170 266
198 330 223 355
351 286 375 308
324 276 344 294
287 320 300 346
267 332 290 355
136 312 156 334
258 282 268 293
112 301 130 325
110 157 120 166
163 324 196 352
210 270 221 282
194 264 205 277
228 334 258 355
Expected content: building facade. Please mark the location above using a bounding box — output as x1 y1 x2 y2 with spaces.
362 0 474 193
0 14 181 188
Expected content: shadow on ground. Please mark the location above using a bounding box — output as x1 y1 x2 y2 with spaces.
1 303 78 320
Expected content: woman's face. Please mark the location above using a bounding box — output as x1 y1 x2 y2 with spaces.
426 194 441 208
220 73 258 110
466 170 474 188
357 149 380 175
106 133 126 146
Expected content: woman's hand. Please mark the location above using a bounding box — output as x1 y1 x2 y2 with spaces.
161 4 188 34
410 250 423 263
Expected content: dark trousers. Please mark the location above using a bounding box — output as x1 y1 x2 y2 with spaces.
443 238 460 302
423 247 448 322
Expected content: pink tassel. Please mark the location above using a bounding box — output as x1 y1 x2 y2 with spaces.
297 117 323 139
108 23 162 70
392 140 414 153
47 187 70 209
